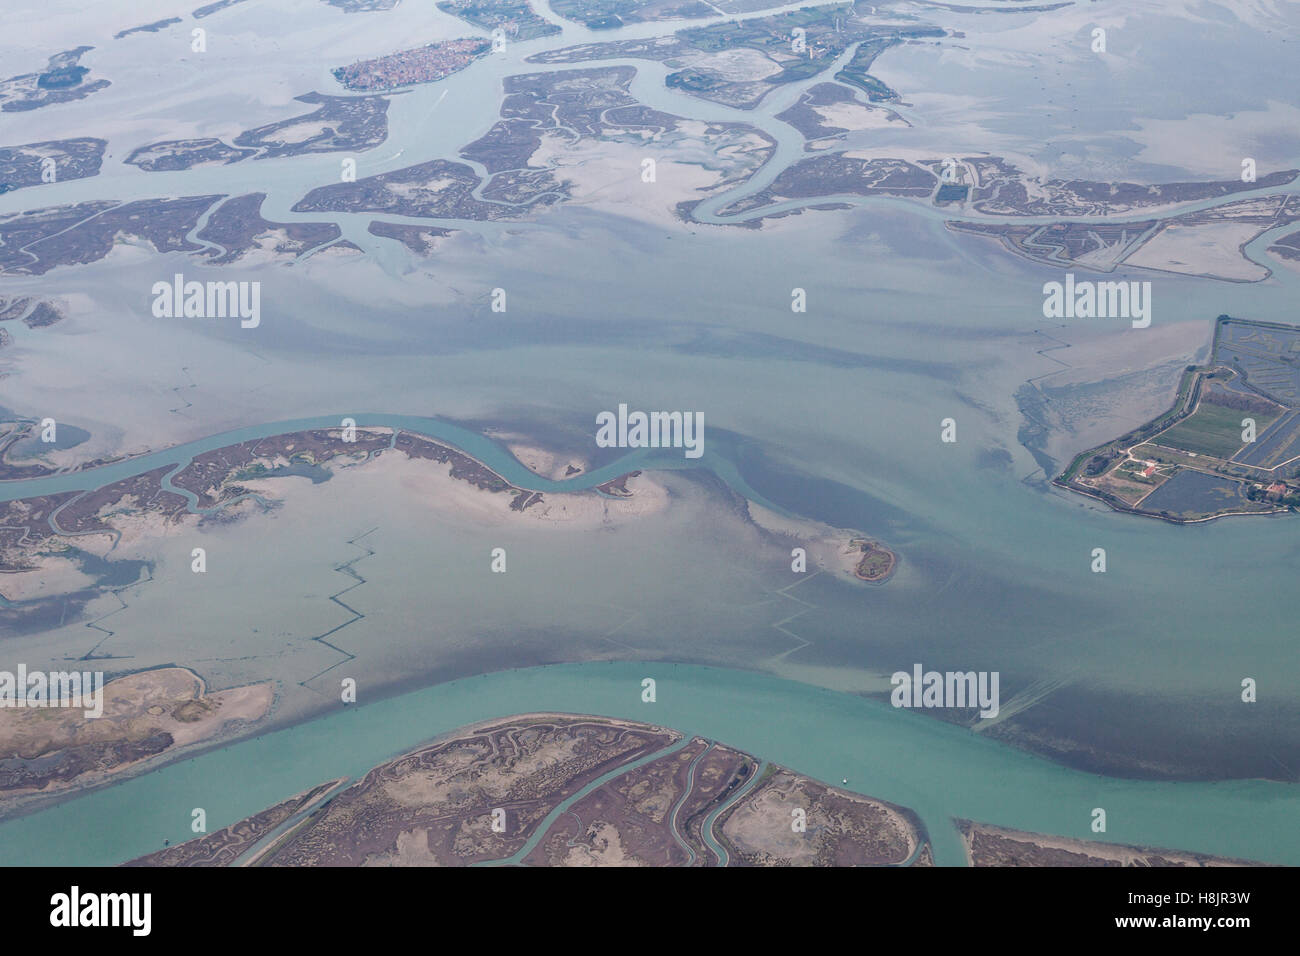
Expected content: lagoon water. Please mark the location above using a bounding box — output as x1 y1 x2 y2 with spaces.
2 0 1299 860
1 662 1297 867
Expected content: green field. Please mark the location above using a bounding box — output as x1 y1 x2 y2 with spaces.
1152 400 1278 459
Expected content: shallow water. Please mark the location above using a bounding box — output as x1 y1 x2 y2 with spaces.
1 662 1296 867
1 0 1298 860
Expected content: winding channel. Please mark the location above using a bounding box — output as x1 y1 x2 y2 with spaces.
5 0 1298 262
2 3 1299 869
2 413 658 503
473 737 693 866
700 758 769 866
1 661 1298 867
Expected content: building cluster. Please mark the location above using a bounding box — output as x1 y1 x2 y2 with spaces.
334 39 490 91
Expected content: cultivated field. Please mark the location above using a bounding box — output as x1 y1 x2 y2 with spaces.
1152 400 1272 459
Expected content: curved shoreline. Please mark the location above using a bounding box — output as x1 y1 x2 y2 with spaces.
0 415 902 605
851 538 897 583
0 422 680 609
1054 316 1300 523
1 661 1297 867
0 412 652 500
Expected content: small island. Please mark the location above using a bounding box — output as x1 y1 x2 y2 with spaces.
331 38 491 91
0 47 110 113
851 538 896 582
1057 315 1300 522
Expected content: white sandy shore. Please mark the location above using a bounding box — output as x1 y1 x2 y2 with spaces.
229 443 669 531
1126 219 1273 281
0 552 97 602
0 666 273 805
2 435 670 604
813 100 910 134
745 499 882 582
529 129 770 230
499 439 587 481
